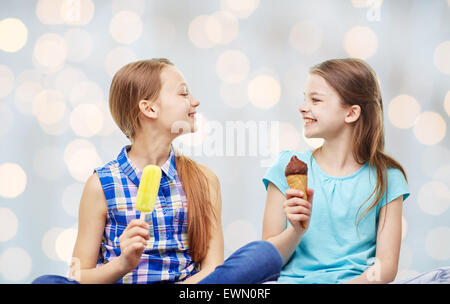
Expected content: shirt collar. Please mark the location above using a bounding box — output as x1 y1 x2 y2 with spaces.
117 145 177 187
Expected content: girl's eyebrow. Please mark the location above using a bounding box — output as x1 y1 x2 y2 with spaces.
304 91 326 96
178 82 188 89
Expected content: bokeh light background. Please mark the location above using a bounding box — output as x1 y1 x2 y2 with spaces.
1 0 449 283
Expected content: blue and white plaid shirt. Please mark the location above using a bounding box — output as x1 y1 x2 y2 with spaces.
94 145 197 283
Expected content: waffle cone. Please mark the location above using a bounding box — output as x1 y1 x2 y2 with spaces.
286 174 308 201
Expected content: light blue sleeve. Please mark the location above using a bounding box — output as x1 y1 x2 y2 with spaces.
262 150 293 195
379 167 410 208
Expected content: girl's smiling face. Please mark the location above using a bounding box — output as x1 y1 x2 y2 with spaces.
300 73 354 139
154 65 200 136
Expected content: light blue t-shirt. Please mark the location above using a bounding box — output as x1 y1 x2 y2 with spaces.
263 150 410 284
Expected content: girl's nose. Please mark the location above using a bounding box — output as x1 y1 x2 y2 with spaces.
299 100 308 114
191 96 200 107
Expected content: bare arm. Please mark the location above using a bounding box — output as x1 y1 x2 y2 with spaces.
344 196 403 284
181 165 224 284
262 182 313 266
70 173 149 284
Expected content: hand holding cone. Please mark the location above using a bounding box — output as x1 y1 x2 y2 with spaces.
285 155 309 229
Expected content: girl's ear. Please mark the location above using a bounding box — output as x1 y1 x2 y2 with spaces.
138 99 159 119
345 105 361 123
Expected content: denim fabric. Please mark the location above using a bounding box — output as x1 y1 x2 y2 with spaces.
31 240 283 284
199 241 283 284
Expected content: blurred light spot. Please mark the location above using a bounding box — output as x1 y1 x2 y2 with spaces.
0 103 14 138
64 139 102 182
343 26 378 59
14 81 44 115
434 164 450 187
224 219 257 253
36 0 94 25
0 247 32 282
413 111 446 145
42 227 64 261
61 0 95 25
388 94 421 129
105 46 137 77
220 82 249 108
0 163 27 199
433 41 450 75
62 183 84 217
289 20 323 54
418 181 450 215
188 15 216 49
147 17 176 49
221 0 260 19
351 0 383 8
32 146 65 180
445 91 450 117
64 29 94 62
70 103 104 137
32 90 67 124
248 74 281 109
36 0 64 24
421 145 450 180
39 112 70 135
110 11 142 44
216 49 250 84
0 65 14 98
54 66 88 97
426 226 450 260
0 208 18 242
33 33 68 69
206 11 239 45
55 227 78 263
0 18 28 52
112 0 146 16
69 81 104 107
303 128 324 149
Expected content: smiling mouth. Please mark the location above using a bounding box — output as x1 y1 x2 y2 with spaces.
304 118 316 126
188 112 196 118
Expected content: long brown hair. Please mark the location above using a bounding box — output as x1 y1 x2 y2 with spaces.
309 58 407 228
109 58 215 263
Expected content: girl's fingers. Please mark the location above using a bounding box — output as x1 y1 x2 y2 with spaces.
285 206 311 216
287 214 310 223
121 226 150 241
286 189 304 199
284 198 312 210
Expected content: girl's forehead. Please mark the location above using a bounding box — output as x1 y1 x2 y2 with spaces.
305 74 330 94
160 66 186 90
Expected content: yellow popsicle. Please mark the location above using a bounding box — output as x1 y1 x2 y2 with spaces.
135 165 161 219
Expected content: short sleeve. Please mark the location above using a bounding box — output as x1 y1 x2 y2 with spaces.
262 150 293 195
379 168 410 208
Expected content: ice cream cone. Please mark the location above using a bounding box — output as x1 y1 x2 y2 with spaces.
286 174 308 201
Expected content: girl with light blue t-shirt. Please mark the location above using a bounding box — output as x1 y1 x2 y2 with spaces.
262 58 410 284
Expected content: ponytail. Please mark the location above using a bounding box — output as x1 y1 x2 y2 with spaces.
174 152 216 264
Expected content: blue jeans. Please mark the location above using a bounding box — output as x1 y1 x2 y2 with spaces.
32 240 283 284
